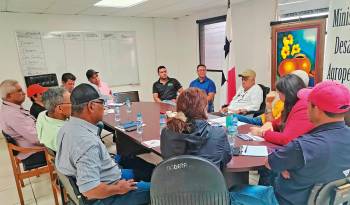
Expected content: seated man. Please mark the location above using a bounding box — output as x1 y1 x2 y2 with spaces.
27 84 48 119
222 69 263 114
189 64 216 112
153 66 183 104
266 81 350 205
55 84 149 205
36 87 71 152
86 69 112 97
61 72 76 93
0 80 46 168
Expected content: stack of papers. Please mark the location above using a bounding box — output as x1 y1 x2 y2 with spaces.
240 145 268 157
142 140 160 148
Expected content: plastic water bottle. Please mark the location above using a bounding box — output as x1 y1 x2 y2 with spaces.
159 113 167 133
114 106 120 123
126 97 131 113
226 114 238 146
136 112 143 134
113 93 119 104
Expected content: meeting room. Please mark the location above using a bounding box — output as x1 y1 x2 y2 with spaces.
1 0 350 204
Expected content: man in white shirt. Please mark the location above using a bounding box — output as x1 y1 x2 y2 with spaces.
221 69 263 114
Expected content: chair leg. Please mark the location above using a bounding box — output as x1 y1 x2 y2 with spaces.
49 172 59 205
14 174 25 205
20 179 25 187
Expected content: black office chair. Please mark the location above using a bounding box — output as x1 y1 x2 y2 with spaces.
150 155 229 205
307 177 350 205
114 91 140 103
246 84 270 117
24 73 59 87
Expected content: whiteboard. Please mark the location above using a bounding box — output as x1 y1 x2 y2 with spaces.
15 31 139 86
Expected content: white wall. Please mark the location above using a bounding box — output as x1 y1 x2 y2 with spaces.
0 0 277 110
0 12 160 108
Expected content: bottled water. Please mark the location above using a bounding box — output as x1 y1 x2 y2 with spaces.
159 113 167 133
136 112 143 134
114 106 120 123
126 97 131 113
226 114 238 146
113 93 119 104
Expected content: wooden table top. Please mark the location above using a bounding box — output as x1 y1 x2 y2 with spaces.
103 102 280 172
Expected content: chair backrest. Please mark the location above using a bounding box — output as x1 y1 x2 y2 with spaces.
24 73 59 87
254 84 270 117
2 131 19 156
114 91 140 103
56 169 86 205
307 177 350 205
150 155 229 205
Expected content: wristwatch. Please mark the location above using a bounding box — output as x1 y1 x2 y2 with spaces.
265 108 272 113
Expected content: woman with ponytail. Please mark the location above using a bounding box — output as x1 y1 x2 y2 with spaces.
160 88 231 169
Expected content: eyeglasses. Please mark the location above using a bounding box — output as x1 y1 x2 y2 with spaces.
90 99 105 105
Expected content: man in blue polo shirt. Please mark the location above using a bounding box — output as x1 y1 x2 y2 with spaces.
189 64 216 112
265 81 350 205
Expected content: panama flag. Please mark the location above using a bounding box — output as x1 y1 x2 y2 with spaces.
221 3 237 105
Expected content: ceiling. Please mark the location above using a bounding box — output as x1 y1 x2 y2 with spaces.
278 0 330 16
0 0 247 18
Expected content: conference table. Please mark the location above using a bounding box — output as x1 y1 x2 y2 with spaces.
103 102 281 186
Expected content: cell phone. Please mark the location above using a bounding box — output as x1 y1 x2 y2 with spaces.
125 126 137 132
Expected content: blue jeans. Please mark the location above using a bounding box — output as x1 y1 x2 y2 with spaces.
230 185 279 205
235 114 263 126
90 188 150 205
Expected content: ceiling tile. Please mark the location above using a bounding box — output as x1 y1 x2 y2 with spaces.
46 0 98 15
0 0 7 11
7 0 55 13
100 0 181 17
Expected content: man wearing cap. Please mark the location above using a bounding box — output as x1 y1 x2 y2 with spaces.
86 69 112 97
221 69 263 114
189 64 216 112
265 81 350 205
27 84 48 119
0 80 46 167
56 83 150 205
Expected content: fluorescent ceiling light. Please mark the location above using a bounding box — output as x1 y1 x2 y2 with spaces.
278 1 306 6
94 0 148 8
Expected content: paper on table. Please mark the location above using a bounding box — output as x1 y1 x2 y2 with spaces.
241 145 268 157
246 133 265 142
142 140 160 148
108 102 125 107
208 117 247 127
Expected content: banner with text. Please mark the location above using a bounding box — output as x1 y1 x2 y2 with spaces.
323 0 350 87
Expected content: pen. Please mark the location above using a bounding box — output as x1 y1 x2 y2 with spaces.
244 145 248 154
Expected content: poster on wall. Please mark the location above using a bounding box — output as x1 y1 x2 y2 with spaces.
323 0 350 87
271 19 326 89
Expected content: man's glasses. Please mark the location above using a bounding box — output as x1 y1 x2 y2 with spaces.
90 99 105 105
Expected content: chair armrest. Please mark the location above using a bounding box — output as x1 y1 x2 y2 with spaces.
8 144 46 154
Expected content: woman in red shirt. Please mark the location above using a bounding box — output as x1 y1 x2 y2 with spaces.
250 74 314 145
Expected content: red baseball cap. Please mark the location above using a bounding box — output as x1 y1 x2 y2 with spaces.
27 84 48 98
297 81 350 114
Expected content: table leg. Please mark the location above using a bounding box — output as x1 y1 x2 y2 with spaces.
223 171 249 189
